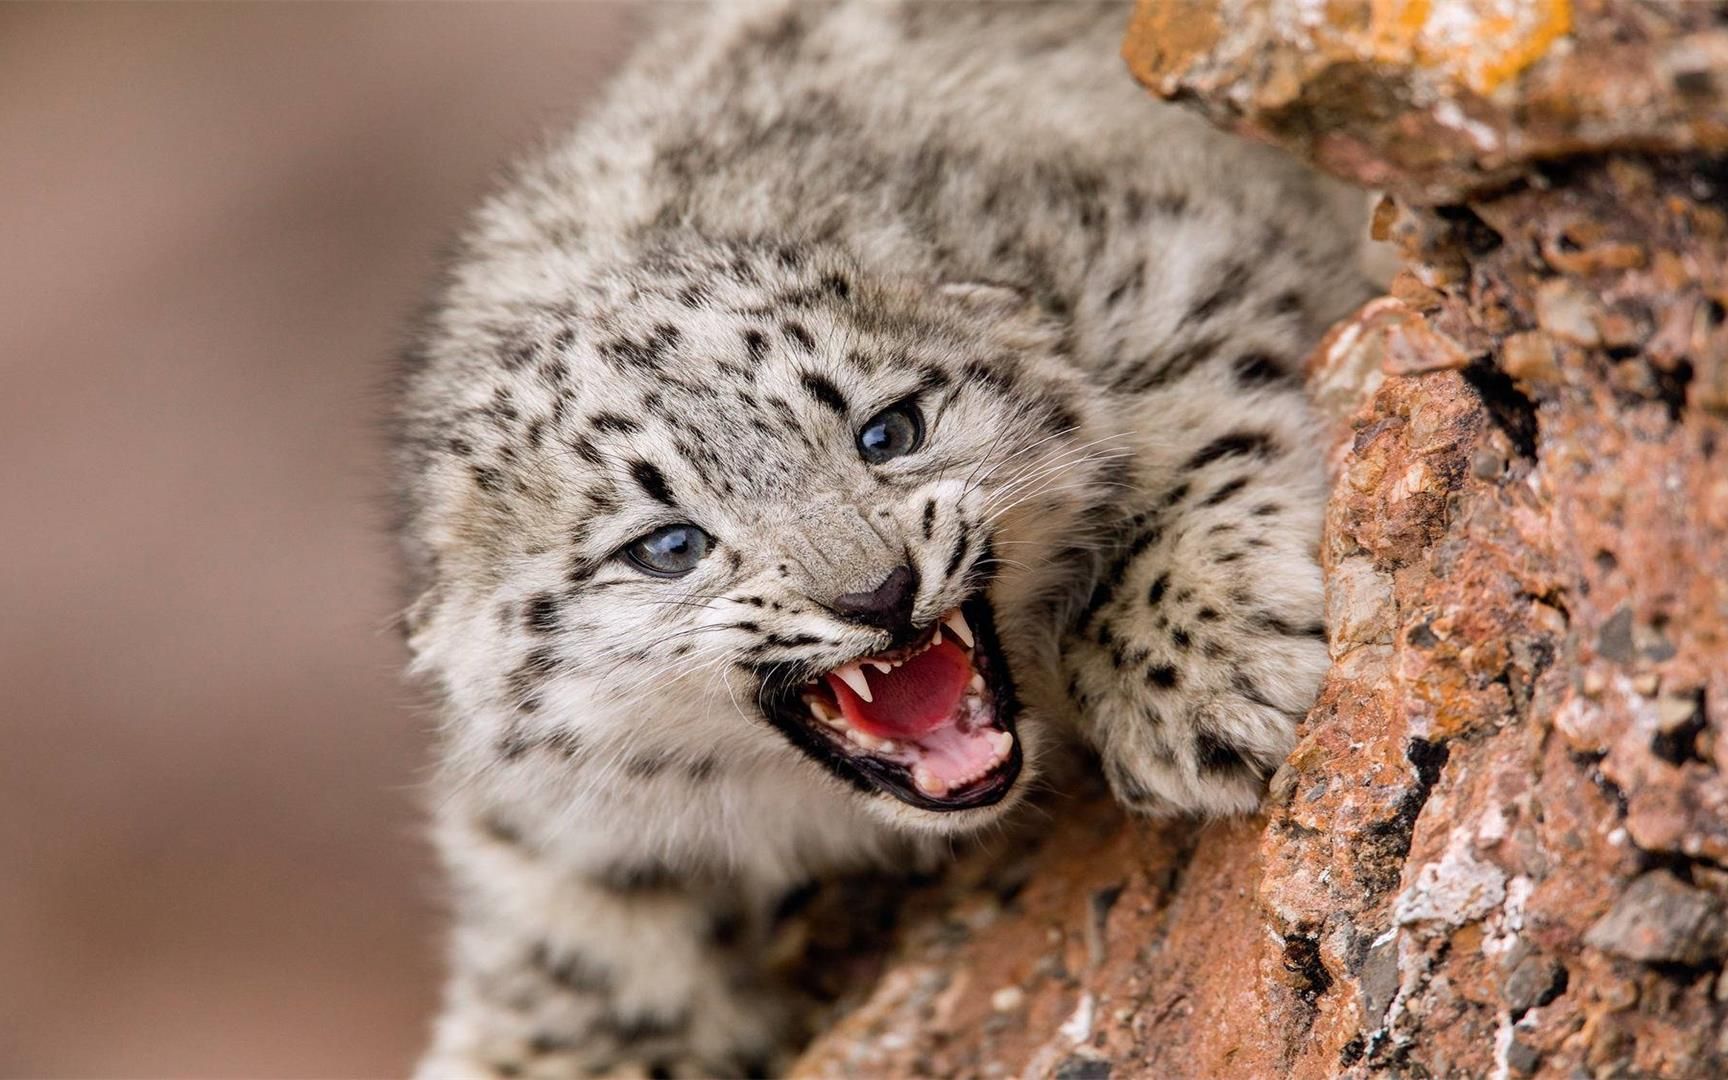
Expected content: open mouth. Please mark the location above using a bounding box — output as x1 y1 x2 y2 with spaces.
760 596 1022 811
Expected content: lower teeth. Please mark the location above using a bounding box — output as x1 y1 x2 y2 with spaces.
913 763 948 797
801 647 1012 798
908 730 1016 798
845 728 898 753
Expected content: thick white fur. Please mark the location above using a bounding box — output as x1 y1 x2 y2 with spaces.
396 2 1372 1075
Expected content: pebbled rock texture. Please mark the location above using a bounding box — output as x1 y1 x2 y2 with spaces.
793 6 1728 1079
1123 0 1728 204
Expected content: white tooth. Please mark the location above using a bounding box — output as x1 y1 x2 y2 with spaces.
989 731 1015 758
844 729 897 753
833 663 873 703
808 698 834 719
969 673 986 693
870 660 895 675
944 609 975 648
913 764 949 797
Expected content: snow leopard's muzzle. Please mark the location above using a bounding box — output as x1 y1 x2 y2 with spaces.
754 590 1023 812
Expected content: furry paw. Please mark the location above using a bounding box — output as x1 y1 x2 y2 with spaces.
1089 684 1306 816
1067 596 1328 817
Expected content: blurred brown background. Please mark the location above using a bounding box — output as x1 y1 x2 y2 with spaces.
0 4 644 1075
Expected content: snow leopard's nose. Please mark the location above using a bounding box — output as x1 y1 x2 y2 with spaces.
828 564 918 637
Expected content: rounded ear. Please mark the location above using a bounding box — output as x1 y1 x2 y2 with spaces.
936 280 1032 317
401 583 444 664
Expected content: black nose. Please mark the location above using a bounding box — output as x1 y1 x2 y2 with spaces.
830 564 918 636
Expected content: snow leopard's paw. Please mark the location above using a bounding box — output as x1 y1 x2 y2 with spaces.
1062 428 1331 817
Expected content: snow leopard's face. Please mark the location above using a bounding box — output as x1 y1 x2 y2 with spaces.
398 242 1116 834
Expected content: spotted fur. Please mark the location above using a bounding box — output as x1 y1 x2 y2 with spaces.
396 2 1372 1075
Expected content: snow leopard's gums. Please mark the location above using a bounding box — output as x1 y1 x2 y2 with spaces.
394 2 1373 1075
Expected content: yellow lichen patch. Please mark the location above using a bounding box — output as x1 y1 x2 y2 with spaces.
1456 0 1571 95
1405 0 1573 96
1121 0 1222 86
1310 0 1573 96
1365 0 1432 64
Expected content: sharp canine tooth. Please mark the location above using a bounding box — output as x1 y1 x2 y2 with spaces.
834 663 873 702
989 731 1015 758
969 673 985 693
944 610 975 648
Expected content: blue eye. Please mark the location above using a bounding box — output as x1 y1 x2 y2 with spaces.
623 524 712 576
857 400 924 464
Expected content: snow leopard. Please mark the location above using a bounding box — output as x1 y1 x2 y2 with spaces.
393 1 1373 1075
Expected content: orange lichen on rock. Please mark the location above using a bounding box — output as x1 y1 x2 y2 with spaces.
1320 0 1573 96
1125 0 1725 202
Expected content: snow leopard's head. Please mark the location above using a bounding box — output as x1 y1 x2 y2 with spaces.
396 238 1118 835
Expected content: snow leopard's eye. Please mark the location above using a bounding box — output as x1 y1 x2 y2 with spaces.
623 524 712 577
857 400 924 464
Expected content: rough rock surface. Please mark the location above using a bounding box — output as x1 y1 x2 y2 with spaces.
1123 0 1728 203
791 5 1728 1079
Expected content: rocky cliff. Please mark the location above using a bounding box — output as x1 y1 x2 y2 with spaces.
792 4 1728 1077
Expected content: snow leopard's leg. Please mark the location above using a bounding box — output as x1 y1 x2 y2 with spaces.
418 813 788 1079
1064 355 1334 817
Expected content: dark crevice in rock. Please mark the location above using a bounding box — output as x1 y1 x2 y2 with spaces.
1636 850 1700 885
1508 960 1569 1022
1365 939 1452 1071
1407 736 1449 789
1462 360 1539 458
1053 1056 1113 1080
1281 932 1333 1005
1537 965 1570 1008
1652 359 1695 422
1338 1035 1367 1067
1578 754 1632 817
1651 691 1709 766
1648 958 1725 987
1435 204 1505 255
1524 587 1572 622
1358 738 1451 895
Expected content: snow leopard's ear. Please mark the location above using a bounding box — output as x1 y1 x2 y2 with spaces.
936 281 1032 317
400 584 445 666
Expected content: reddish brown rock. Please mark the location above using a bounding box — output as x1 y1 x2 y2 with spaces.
1123 0 1728 204
793 8 1728 1080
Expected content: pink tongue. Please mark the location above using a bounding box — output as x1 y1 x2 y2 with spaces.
827 638 972 739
